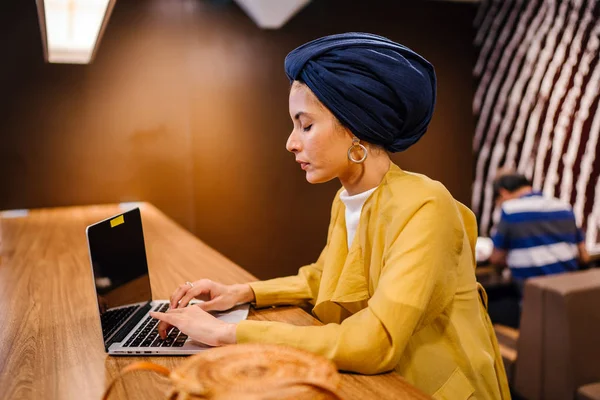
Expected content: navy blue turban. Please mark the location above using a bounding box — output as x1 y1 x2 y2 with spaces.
285 32 436 153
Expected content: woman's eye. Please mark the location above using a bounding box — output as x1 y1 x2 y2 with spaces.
303 124 313 132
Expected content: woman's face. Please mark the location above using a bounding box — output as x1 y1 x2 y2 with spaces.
286 82 354 183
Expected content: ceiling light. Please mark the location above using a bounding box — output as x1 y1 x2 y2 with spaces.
234 0 311 29
36 0 116 64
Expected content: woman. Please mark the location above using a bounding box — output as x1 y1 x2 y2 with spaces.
151 33 510 399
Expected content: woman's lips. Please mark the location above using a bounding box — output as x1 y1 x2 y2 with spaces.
296 160 310 170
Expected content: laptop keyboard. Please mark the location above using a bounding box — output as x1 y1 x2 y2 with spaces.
101 305 138 341
123 303 189 348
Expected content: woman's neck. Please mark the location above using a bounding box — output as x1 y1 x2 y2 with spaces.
339 151 391 196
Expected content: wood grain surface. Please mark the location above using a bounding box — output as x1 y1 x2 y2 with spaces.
0 203 429 400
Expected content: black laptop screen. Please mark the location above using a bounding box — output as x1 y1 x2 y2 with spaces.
87 208 152 319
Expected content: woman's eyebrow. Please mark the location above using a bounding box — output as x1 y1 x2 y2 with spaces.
294 111 313 120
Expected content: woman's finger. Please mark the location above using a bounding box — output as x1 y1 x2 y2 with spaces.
178 287 210 309
151 311 180 339
196 298 222 312
176 280 214 308
156 320 172 339
170 283 192 309
150 311 175 322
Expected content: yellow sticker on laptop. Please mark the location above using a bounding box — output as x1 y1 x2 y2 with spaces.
110 215 124 228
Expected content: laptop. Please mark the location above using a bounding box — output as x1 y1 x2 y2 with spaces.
86 207 249 355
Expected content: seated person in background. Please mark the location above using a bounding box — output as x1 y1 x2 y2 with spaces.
490 173 590 293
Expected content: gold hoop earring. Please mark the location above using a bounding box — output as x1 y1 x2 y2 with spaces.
347 137 368 164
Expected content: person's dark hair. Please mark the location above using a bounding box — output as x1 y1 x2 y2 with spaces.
493 174 532 200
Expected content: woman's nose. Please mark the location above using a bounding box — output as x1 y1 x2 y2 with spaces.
286 131 300 153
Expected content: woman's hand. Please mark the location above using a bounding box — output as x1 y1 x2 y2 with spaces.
169 279 254 311
150 305 236 345
157 279 255 340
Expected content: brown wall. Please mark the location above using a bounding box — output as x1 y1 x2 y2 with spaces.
0 0 476 280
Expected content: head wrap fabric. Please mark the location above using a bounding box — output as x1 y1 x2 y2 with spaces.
285 32 436 153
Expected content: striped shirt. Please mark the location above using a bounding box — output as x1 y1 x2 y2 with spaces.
492 192 584 280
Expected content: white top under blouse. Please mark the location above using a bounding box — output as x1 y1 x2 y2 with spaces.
339 186 378 249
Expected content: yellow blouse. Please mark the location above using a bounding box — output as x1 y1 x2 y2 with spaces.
236 163 510 399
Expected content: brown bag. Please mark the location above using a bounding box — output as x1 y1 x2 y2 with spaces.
103 343 343 400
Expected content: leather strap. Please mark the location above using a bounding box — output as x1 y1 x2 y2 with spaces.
477 282 489 310
102 361 171 400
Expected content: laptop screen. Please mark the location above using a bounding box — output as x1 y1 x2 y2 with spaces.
87 208 152 321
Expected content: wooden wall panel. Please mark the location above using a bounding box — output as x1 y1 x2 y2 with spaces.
0 0 476 279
